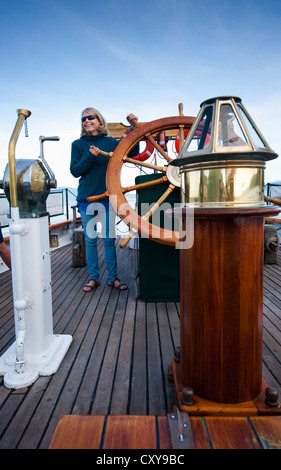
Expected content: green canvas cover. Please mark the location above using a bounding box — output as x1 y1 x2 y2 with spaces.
136 173 180 302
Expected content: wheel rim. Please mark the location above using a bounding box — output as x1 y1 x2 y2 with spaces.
106 115 195 246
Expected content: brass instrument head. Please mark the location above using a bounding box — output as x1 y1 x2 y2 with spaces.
171 96 278 208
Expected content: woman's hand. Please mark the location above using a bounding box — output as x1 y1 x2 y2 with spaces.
89 146 100 157
126 113 138 128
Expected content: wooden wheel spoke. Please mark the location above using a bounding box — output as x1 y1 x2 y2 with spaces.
141 183 175 220
130 117 171 162
121 176 168 194
178 103 185 150
87 192 108 202
120 184 175 248
98 149 167 173
87 176 169 203
123 156 167 173
265 195 281 206
144 134 171 162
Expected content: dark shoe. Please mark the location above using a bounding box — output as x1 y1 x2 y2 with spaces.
108 278 127 291
83 279 100 292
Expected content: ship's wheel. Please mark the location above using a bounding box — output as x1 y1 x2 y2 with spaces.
87 115 195 247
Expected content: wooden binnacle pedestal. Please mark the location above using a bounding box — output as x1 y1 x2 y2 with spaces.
170 206 281 414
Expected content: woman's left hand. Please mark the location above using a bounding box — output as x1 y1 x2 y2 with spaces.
89 146 100 157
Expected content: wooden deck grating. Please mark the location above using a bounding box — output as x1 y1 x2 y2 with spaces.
0 236 280 449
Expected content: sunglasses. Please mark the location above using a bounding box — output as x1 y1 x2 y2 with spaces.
81 114 98 123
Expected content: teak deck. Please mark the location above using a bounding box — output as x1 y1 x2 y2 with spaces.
48 414 281 449
0 236 281 449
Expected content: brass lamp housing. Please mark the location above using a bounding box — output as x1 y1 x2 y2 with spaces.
3 159 51 217
172 96 278 208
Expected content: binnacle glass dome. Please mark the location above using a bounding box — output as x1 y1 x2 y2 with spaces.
173 96 278 208
179 96 277 161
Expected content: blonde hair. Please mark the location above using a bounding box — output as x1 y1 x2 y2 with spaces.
80 107 109 136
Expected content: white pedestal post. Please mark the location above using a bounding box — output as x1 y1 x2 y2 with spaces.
0 209 72 388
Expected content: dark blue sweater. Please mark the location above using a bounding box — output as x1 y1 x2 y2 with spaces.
70 134 139 202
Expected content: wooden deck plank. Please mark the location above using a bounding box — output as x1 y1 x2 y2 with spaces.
0 239 281 448
157 303 180 408
0 393 25 443
49 414 105 449
103 415 158 449
204 417 261 449
128 300 147 415
0 377 50 449
249 416 281 449
109 286 137 415
49 414 281 449
147 302 167 415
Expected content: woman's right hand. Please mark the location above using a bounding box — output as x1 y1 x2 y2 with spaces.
89 146 100 157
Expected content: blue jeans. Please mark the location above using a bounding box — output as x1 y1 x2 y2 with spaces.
78 202 117 283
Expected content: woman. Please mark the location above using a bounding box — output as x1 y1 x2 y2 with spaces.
70 107 139 292
0 225 11 270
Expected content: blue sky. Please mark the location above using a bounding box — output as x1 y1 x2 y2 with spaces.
1 0 281 188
